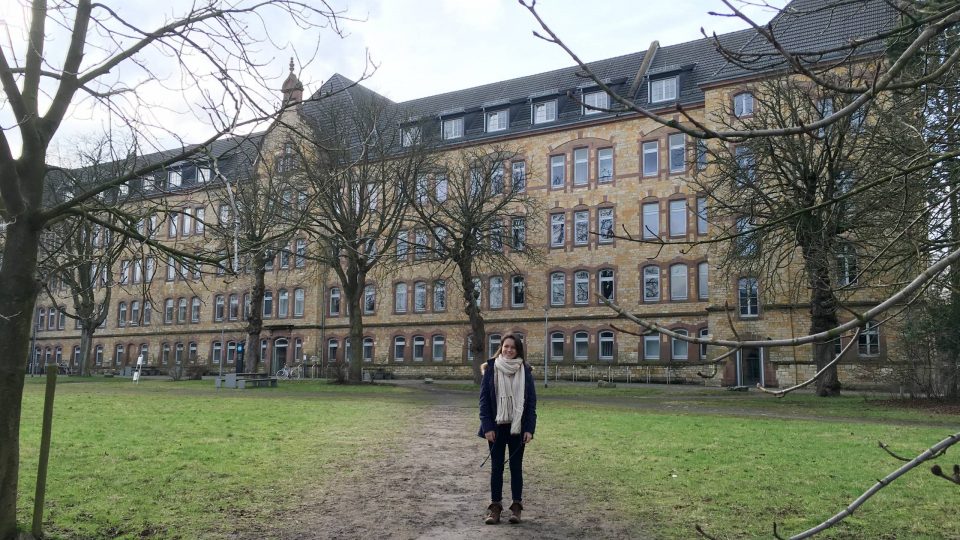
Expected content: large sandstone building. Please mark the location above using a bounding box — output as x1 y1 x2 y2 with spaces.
31 0 907 388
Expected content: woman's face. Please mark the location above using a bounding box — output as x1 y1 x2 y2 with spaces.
501 338 518 359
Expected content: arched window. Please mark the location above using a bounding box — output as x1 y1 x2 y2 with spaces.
414 282 427 312
277 289 289 318
698 262 709 300
733 92 755 117
670 264 688 300
432 335 445 361
191 297 201 323
511 275 525 307
294 289 305 317
95 344 105 366
575 271 589 304
550 332 564 362
131 300 141 326
188 342 198 362
671 329 689 360
329 287 341 316
362 337 374 362
699 327 709 360
393 336 406 361
413 336 425 361
488 277 501 309
599 331 615 361
118 302 127 327
177 297 188 323
550 272 565 306
228 294 239 320
488 334 502 359
327 338 339 363
214 295 225 321
212 341 223 364
394 283 408 313
643 266 660 302
262 290 273 317
598 269 615 301
574 332 589 361
363 284 376 313
433 280 446 311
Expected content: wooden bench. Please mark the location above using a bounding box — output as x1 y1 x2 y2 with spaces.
216 372 278 389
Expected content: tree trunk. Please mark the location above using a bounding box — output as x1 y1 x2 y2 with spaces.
245 260 266 374
806 255 842 397
458 262 485 384
0 219 42 539
345 267 365 384
78 325 95 377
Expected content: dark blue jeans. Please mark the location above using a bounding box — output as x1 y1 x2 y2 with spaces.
488 423 525 503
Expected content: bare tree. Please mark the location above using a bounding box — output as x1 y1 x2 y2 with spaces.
406 145 543 383
297 82 435 383
0 2 351 536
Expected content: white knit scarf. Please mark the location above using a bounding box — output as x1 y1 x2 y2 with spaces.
493 354 525 435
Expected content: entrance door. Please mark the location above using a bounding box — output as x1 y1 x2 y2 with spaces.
738 347 764 386
273 338 288 372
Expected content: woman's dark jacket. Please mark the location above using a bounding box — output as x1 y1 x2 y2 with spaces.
478 357 537 437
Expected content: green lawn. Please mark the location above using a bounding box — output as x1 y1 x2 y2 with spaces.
17 378 417 539
532 401 959 539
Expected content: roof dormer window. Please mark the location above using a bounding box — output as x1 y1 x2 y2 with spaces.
486 110 509 132
583 91 608 115
167 169 182 188
650 77 678 103
401 126 421 147
442 117 463 140
533 100 557 124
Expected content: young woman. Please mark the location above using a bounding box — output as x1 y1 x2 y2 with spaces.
478 334 537 525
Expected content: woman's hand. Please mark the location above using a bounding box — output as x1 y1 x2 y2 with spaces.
485 431 496 443
522 432 533 444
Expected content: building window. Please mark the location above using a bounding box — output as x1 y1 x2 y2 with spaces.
118 302 127 327
442 117 463 140
401 126 420 147
415 229 429 260
836 243 858 287
433 280 446 311
423 335 442 362
598 148 614 182
650 77 677 103
488 334 502 359
393 336 406 361
670 264 688 300
738 277 759 317
486 109 508 132
699 327 709 360
697 197 708 234
669 199 687 236
191 296 201 323
550 155 565 188
735 146 756 186
114 344 124 366
411 336 425 361
160 343 169 365
195 207 205 234
574 210 589 245
642 141 659 177
395 283 408 313
573 148 589 185
533 100 557 124
511 218 526 250
262 291 273 318
226 294 237 321
295 239 306 268
550 272 566 306
167 213 178 238
364 285 376 314
668 133 685 173
583 90 608 114
277 289 289 318
734 92 755 117
327 338 339 363
329 287 341 316
574 332 589 361
166 255 176 281
859 321 880 356
598 208 614 243
598 269 615 301
735 217 759 256
696 139 708 171
164 298 174 324
294 289 305 317
211 341 222 365
490 220 504 253
396 231 408 261
414 282 427 312
511 275 525 307
643 266 661 302
698 262 709 300
177 297 187 323
550 332 564 362
489 276 503 309
671 330 689 360
599 331 614 361
143 301 152 325
130 300 141 326
644 334 660 360
551 213 565 247
363 337 374 362
512 162 526 192
574 271 589 304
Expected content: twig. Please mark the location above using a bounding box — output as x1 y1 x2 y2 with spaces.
756 328 860 397
878 441 911 462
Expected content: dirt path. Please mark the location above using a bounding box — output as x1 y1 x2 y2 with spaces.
258 390 643 540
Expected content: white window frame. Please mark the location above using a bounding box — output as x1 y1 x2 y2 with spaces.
650 77 678 103
644 334 660 360
573 147 589 185
734 92 754 117
550 155 565 188
598 208 614 243
858 321 880 356
574 332 589 361
574 210 589 245
598 148 614 182
583 90 608 114
401 126 421 147
550 332 565 362
671 330 689 360
512 275 525 307
598 269 615 301
643 266 661 302
414 282 427 312
698 262 709 300
442 117 463 140
669 199 687 237
486 109 509 132
433 280 446 311
533 100 557 124
642 141 659 177
394 283 408 313
550 272 566 306
670 264 688 300
599 331 614 361
489 276 503 309
551 213 565 247
669 133 685 173
738 277 759 317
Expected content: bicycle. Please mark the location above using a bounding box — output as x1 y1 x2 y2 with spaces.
276 363 303 381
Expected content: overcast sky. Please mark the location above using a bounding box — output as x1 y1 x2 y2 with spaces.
0 0 785 159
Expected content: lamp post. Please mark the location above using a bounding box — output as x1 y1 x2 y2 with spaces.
543 306 549 388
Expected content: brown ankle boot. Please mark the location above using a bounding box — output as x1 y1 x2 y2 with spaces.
508 501 523 524
484 502 503 525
